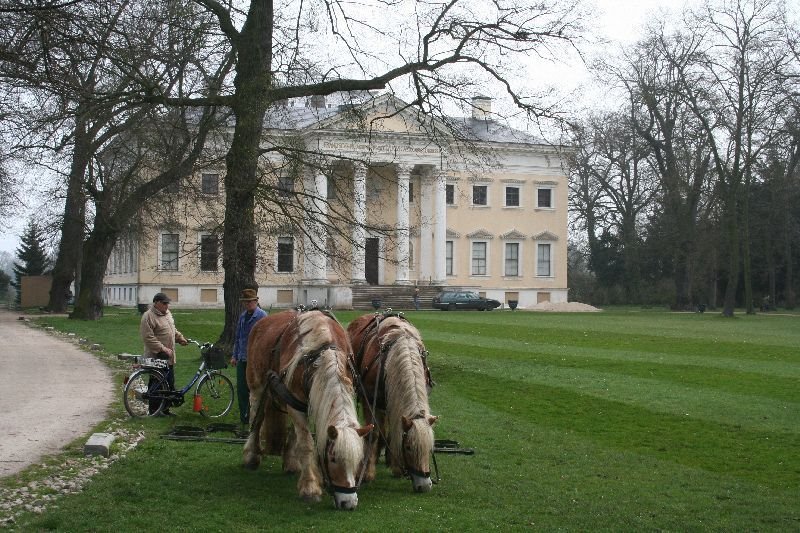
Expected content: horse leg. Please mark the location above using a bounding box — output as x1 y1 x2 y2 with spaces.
242 385 264 470
283 423 301 474
288 410 322 503
361 401 379 482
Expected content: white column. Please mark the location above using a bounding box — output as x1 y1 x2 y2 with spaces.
419 170 434 283
303 168 329 284
432 171 447 285
395 164 412 285
351 162 367 284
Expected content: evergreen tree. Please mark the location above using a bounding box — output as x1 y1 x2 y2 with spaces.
11 220 50 305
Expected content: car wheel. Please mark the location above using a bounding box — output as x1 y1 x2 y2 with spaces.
447 303 456 311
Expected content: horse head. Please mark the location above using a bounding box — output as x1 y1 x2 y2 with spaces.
321 424 374 509
400 414 438 492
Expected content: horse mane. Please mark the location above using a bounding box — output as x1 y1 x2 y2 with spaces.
379 317 435 464
292 311 363 467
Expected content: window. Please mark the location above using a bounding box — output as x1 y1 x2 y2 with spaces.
445 240 453 275
537 188 553 208
327 177 337 200
537 243 552 276
202 173 219 195
446 184 454 205
472 185 487 206
505 243 519 276
326 237 335 271
408 182 414 203
199 234 219 271
408 240 414 270
278 175 294 198
471 242 487 275
161 233 179 271
277 237 294 272
505 186 520 207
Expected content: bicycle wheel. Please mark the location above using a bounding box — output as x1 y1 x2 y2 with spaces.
195 371 234 418
124 369 168 417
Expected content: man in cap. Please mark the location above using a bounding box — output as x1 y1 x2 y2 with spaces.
231 288 268 426
139 292 189 416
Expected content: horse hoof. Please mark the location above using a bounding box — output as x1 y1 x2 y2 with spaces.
242 458 261 471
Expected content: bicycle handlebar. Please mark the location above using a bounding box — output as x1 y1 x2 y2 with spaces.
185 338 211 348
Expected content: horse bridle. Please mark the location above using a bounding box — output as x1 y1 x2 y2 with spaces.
319 435 361 497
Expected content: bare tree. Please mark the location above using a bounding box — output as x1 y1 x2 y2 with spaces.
671 0 794 316
603 26 715 309
0 0 231 318
569 109 659 301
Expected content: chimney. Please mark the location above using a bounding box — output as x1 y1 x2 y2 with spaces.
307 95 326 109
471 95 492 120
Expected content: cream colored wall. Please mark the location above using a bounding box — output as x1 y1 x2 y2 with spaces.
439 168 568 293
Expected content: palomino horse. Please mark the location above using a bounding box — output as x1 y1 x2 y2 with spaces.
348 312 437 492
243 308 373 510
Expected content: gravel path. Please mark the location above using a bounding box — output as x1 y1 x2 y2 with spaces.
0 310 114 478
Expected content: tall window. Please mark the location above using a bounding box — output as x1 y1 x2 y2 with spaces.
408 240 414 269
472 185 487 206
277 237 294 272
200 234 219 271
327 177 337 200
471 242 487 275
505 243 519 276
278 175 294 198
161 233 179 271
537 188 553 208
445 240 453 275
408 181 414 203
446 184 455 205
505 186 520 207
201 173 219 195
537 243 552 276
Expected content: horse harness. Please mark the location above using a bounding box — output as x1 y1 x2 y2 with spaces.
355 312 433 410
353 312 436 482
255 307 366 495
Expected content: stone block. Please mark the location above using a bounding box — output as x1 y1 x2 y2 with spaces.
84 433 115 457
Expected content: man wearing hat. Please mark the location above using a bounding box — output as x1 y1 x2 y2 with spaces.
140 292 189 416
231 288 268 426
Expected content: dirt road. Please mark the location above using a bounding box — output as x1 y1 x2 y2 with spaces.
0 310 113 478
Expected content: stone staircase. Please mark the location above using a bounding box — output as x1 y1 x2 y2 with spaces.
350 285 444 311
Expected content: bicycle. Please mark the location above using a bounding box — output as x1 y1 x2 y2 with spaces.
122 339 234 418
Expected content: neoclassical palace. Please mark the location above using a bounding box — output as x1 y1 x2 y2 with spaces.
103 94 569 310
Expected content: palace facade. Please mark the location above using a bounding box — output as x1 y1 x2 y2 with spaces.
103 94 569 310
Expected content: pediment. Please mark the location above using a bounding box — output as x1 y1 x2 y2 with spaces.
315 93 449 136
446 228 461 238
500 229 527 240
467 229 494 239
533 231 558 241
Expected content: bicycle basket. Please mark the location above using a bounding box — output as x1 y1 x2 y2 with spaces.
202 344 228 370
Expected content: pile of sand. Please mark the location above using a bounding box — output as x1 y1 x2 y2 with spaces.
524 301 601 312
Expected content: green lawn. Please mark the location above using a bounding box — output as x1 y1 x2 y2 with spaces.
6 307 800 531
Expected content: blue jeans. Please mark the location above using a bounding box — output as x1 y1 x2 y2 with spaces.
236 361 249 425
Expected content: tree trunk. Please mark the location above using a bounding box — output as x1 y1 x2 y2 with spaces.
70 229 116 320
48 116 90 313
218 0 273 348
721 193 739 317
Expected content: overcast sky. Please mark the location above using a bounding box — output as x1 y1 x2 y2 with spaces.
0 0 690 257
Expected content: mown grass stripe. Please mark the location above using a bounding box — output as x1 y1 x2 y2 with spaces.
433 360 800 491
428 341 799 433
432 382 799 530
419 314 800 363
424 327 800 380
